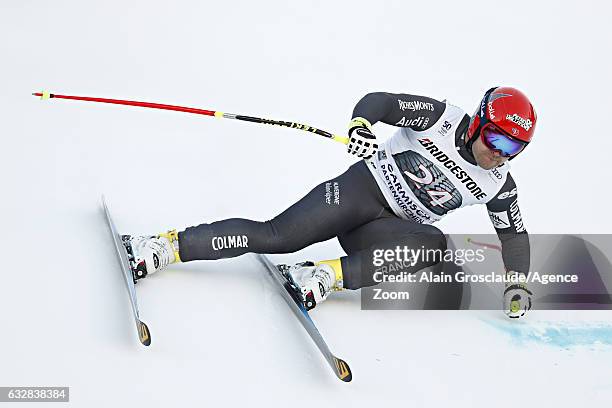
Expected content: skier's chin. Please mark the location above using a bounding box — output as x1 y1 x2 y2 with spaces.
477 161 497 170
475 154 500 170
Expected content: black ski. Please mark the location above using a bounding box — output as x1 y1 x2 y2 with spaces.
102 196 151 346
255 254 352 382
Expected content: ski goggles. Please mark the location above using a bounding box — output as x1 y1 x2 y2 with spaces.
480 124 527 157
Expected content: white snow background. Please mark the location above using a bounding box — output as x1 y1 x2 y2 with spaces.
1 0 611 406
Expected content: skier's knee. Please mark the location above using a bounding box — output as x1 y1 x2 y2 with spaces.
394 225 447 263
262 220 307 253
417 225 447 265
422 225 447 252
417 225 447 254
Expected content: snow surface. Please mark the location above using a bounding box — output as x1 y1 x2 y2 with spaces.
1 0 612 406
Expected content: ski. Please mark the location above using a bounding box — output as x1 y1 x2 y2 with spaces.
255 254 352 382
102 196 151 346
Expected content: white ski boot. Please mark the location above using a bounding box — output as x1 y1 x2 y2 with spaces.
281 261 343 310
122 230 180 281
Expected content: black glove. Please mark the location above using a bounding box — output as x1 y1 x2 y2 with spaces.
504 271 533 318
347 117 378 159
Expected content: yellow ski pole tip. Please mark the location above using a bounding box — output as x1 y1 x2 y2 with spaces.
332 135 350 145
33 90 51 100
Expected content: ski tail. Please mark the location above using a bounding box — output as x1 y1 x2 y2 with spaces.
102 195 152 347
256 254 352 382
137 320 151 346
332 356 352 382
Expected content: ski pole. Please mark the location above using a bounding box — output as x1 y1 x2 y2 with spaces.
32 91 349 145
466 237 502 253
466 237 509 272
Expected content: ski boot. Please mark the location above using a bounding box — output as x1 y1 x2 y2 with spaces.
278 260 343 311
122 230 181 282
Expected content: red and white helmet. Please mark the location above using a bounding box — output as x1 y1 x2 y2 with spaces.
467 87 537 149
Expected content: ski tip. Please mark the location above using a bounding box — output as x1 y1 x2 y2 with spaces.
332 356 352 382
137 320 151 346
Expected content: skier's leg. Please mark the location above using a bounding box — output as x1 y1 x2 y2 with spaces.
340 217 466 308
337 217 447 289
178 161 387 261
284 215 447 309
129 161 388 276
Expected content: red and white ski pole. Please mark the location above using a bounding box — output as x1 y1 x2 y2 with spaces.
32 91 349 145
466 237 502 253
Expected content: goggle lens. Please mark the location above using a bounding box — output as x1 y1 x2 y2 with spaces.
481 126 526 157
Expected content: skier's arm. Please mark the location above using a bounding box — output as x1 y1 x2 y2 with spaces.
487 174 532 318
486 173 530 274
351 92 446 131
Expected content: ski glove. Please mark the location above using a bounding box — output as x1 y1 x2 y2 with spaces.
504 271 533 318
347 117 378 159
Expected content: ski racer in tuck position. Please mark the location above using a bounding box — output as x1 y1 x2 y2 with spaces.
126 87 537 318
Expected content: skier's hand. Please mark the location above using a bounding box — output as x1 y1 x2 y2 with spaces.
504 271 532 318
347 117 378 159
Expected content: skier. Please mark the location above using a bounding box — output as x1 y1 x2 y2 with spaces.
126 87 537 318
